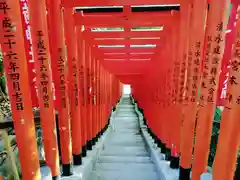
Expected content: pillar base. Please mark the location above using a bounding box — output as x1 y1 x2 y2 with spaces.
161 143 166 153
95 135 99 142
52 175 61 180
96 132 100 140
62 163 73 176
179 166 191 180
154 136 158 144
92 137 97 146
165 148 171 161
235 156 240 180
143 118 147 125
170 156 179 169
82 145 87 157
87 140 92 150
157 139 162 148
73 154 82 165
104 125 108 132
147 128 152 136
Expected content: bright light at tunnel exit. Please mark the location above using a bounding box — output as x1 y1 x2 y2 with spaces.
123 84 131 95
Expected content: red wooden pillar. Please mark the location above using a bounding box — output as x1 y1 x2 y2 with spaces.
99 65 102 133
193 0 231 179
0 0 40 180
19 0 38 108
169 12 181 164
109 74 112 116
91 55 97 143
165 28 176 158
170 1 192 169
212 7 240 180
86 41 93 150
78 34 87 157
100 65 104 133
179 0 207 179
28 0 60 177
103 69 107 128
102 70 106 127
96 59 101 137
0 1 41 179
47 0 72 175
63 8 82 165
163 74 171 150
105 70 108 126
107 73 111 118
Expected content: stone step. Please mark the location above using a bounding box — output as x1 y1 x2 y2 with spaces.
95 162 157 172
108 137 143 142
108 133 142 138
105 139 145 146
101 147 148 157
98 155 152 164
105 141 145 147
88 170 159 180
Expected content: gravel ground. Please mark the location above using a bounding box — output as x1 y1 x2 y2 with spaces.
0 99 11 118
0 99 40 119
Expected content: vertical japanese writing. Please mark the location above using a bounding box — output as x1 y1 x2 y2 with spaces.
225 21 240 109
207 22 224 103
172 61 181 104
179 54 187 103
91 61 97 105
19 0 37 96
36 30 49 108
167 70 172 107
190 41 201 103
185 50 193 102
1 2 23 110
79 65 85 106
87 67 91 105
58 48 66 108
199 35 212 106
97 62 100 107
72 57 78 106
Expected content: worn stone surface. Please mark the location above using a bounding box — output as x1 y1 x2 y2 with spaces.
87 96 160 180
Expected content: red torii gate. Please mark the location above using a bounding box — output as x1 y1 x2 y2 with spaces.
75 9 170 81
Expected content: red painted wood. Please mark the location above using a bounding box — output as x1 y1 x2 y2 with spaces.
74 12 173 27
62 0 181 8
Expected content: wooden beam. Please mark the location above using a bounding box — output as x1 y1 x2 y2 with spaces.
95 47 159 54
74 13 173 27
102 60 152 75
98 53 155 59
84 31 165 39
91 39 161 45
103 58 152 61
62 0 181 7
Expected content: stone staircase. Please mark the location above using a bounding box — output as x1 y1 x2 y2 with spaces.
87 96 161 180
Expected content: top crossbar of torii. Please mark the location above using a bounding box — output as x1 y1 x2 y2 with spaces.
61 0 181 7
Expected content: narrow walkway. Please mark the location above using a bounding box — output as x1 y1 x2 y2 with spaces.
88 96 160 180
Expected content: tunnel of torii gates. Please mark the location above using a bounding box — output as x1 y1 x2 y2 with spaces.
0 0 240 180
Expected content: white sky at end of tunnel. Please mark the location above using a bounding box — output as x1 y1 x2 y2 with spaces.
123 84 131 95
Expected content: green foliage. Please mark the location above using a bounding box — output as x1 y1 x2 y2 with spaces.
0 49 7 95
208 107 221 167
